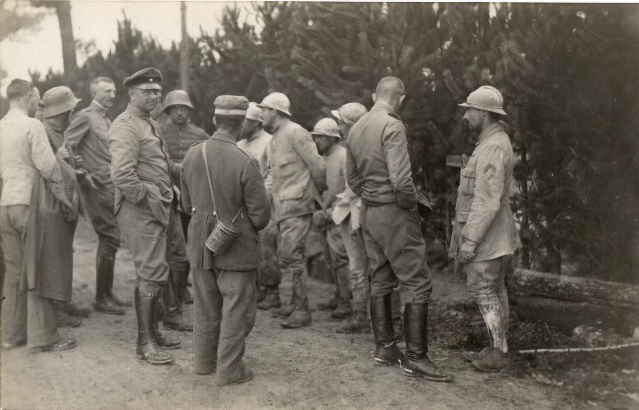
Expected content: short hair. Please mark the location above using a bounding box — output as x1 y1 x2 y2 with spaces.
488 111 502 122
6 79 33 101
375 77 404 100
215 115 244 130
90 77 114 98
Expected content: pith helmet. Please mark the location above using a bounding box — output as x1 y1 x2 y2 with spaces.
163 90 193 113
42 86 81 118
245 102 263 123
331 102 367 126
311 118 341 138
257 92 291 117
459 86 507 116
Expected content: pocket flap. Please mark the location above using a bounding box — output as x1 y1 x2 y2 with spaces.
456 210 470 223
460 168 476 178
278 187 304 201
278 153 298 166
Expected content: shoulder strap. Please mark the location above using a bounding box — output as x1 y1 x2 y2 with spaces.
201 141 218 220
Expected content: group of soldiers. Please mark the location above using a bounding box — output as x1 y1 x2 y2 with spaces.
0 67 519 386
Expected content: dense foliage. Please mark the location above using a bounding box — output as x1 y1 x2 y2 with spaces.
12 3 639 281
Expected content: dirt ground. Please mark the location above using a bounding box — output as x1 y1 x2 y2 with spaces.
0 217 615 409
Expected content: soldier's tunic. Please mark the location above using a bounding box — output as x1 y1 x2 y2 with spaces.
160 120 208 164
345 102 432 303
267 118 326 311
238 129 279 286
65 100 121 267
181 132 270 383
108 104 178 293
449 122 519 304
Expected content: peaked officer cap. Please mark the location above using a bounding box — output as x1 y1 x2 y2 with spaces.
123 68 163 90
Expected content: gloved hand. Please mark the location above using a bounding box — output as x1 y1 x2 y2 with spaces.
458 240 477 263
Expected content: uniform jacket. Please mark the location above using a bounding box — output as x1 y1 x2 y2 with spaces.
181 132 271 271
266 117 326 223
0 109 64 206
108 104 179 227
65 100 113 187
345 103 417 209
160 120 209 164
449 122 520 262
237 128 271 179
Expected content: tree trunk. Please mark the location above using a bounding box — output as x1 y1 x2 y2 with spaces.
55 1 77 77
179 1 190 91
511 268 639 310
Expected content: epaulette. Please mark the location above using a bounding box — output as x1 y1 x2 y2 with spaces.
119 112 131 122
236 145 253 158
190 140 206 148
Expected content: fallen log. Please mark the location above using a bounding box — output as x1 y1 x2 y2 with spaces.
511 269 639 311
513 296 639 335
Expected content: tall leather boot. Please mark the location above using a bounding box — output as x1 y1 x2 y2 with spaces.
94 253 126 315
331 265 352 320
98 242 130 308
154 296 180 349
400 303 453 382
135 289 173 364
370 294 405 367
162 275 193 332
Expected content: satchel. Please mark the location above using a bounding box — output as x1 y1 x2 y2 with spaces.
201 142 242 255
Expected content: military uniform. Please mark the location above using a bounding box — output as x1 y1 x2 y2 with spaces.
345 103 432 303
266 117 326 322
449 121 519 352
66 100 125 312
181 95 270 384
161 121 209 164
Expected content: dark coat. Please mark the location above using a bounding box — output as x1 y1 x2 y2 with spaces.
181 131 271 271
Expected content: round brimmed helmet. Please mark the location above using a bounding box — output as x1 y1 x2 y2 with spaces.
257 92 291 117
42 86 81 118
459 86 506 116
331 102 367 126
245 102 263 123
311 118 341 138
163 90 194 113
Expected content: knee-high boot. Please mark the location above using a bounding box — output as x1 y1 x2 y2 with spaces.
370 293 405 367
135 289 173 364
401 303 453 382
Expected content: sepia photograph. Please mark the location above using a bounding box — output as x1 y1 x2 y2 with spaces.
0 1 638 408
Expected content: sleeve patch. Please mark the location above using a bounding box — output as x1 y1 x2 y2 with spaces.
484 163 497 179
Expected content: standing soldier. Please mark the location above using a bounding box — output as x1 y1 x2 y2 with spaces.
160 90 208 306
345 77 452 382
108 68 181 365
181 95 270 385
65 77 130 316
310 118 352 320
258 92 326 329
238 103 280 309
451 86 519 372
0 79 77 353
41 86 87 329
330 102 371 333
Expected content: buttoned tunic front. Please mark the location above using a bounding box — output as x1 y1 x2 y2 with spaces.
160 120 209 164
449 122 519 262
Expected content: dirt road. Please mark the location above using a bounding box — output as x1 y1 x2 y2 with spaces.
1 218 569 409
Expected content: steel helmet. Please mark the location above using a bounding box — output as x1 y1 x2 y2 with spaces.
257 92 291 117
245 102 263 123
331 102 367 126
459 86 507 116
42 86 81 118
311 118 341 138
163 90 194 113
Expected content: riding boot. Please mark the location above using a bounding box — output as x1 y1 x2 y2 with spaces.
94 254 126 315
135 289 173 364
400 303 453 382
154 297 180 349
162 277 193 332
98 242 130 308
331 265 352 320
370 294 405 367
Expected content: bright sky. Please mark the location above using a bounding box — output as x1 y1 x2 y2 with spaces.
0 0 255 95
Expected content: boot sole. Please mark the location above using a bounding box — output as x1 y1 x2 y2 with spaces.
158 344 181 350
136 354 174 364
402 368 454 382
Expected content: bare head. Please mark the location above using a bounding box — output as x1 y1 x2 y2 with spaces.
372 77 405 111
90 77 116 109
6 79 40 117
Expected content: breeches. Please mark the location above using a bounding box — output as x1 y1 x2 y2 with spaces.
82 185 120 257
